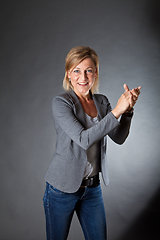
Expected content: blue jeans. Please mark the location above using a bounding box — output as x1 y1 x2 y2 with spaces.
43 182 107 240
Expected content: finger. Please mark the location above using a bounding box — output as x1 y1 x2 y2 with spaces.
129 93 135 108
137 86 141 95
131 88 139 98
134 86 141 94
123 84 129 92
131 86 141 97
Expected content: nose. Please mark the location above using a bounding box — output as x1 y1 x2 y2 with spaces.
81 71 87 80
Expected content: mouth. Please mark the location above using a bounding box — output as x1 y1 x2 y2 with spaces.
78 82 88 86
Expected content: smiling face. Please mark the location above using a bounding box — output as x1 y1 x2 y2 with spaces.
68 58 97 98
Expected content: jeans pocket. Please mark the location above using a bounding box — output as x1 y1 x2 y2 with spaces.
50 185 66 195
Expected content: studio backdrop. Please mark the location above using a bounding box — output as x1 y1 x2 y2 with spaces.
0 0 160 239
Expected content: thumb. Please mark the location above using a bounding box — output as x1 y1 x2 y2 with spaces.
124 84 129 92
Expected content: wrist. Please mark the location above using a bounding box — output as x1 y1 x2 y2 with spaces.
124 108 134 117
111 109 121 119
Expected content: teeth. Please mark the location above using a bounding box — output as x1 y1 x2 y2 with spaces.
79 83 87 85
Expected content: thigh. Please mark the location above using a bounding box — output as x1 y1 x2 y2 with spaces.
43 182 77 240
76 184 107 240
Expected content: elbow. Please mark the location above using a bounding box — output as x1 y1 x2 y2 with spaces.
111 132 129 145
78 132 91 150
115 138 126 145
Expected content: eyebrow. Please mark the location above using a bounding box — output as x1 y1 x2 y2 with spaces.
74 66 94 69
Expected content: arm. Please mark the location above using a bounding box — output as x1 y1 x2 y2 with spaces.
52 96 119 150
109 113 132 144
111 84 141 119
109 84 141 144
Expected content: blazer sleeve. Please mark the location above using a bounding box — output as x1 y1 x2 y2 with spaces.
95 94 133 145
108 113 132 144
52 95 120 150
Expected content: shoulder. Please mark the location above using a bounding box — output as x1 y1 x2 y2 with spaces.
52 90 78 109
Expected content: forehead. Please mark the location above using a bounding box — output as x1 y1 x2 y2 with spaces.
73 58 95 69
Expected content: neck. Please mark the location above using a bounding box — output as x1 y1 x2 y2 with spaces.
74 90 92 102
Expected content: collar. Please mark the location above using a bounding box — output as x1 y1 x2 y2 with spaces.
68 89 105 121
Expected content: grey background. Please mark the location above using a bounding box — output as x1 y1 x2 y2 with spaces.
1 0 160 239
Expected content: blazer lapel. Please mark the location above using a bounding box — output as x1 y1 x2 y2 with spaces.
68 90 107 127
92 94 106 120
69 90 86 127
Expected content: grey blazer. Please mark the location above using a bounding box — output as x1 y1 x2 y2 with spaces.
45 90 132 193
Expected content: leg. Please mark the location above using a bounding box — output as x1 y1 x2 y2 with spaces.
76 184 107 240
43 182 77 240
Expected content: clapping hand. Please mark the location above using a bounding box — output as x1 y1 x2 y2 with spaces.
112 84 141 119
123 84 141 111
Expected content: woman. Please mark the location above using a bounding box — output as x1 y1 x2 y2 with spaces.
43 46 141 240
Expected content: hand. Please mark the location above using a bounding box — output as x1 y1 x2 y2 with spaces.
112 84 141 119
124 84 141 111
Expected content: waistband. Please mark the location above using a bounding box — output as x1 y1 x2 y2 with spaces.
81 174 100 188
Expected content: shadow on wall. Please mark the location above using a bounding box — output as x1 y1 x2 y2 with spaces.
117 187 160 240
147 0 160 38
117 2 160 239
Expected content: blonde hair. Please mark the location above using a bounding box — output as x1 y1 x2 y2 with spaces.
63 46 99 94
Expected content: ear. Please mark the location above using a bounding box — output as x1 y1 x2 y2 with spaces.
67 70 71 79
94 68 97 78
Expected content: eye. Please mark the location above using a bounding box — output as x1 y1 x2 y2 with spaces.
87 69 93 73
73 69 80 73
